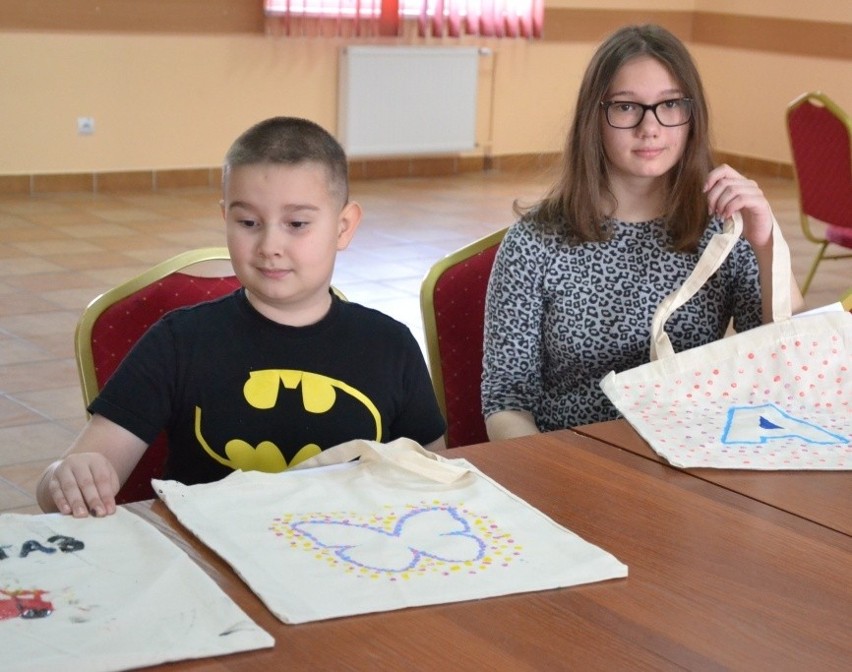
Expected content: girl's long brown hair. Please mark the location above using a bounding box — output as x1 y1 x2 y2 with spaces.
518 24 714 252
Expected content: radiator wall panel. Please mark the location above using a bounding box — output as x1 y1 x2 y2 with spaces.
338 46 479 157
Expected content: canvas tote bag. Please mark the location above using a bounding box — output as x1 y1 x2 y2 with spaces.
1 508 273 672
154 438 628 624
601 212 851 470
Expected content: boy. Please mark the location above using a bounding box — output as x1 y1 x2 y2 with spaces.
37 117 447 517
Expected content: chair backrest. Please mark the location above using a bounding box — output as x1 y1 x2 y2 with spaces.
420 228 507 448
75 247 241 504
786 91 852 230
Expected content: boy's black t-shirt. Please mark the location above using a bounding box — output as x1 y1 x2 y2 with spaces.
89 290 446 485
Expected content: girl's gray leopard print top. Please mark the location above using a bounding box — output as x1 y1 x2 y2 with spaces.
482 216 763 431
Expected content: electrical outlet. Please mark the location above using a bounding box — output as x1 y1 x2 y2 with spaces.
77 117 95 135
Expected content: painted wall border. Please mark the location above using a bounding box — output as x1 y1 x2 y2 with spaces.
1 4 849 60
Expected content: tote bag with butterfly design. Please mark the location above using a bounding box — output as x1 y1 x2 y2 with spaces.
154 438 628 624
601 212 851 470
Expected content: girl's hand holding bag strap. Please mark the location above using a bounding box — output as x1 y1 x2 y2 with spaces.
650 212 791 362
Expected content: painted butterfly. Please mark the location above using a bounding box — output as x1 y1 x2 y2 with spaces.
290 506 486 573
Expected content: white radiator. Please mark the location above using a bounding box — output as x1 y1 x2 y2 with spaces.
338 46 479 157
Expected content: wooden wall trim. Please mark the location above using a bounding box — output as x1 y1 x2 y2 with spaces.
692 12 852 61
542 9 694 44
0 152 791 196
0 0 263 34
2 4 849 62
542 9 851 61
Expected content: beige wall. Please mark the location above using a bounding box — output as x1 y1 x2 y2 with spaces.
492 0 852 163
0 1 849 175
695 45 851 162
0 32 341 174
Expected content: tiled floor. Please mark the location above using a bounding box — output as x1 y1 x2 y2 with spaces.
0 170 848 514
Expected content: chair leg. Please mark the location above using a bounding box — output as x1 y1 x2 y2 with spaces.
800 241 829 296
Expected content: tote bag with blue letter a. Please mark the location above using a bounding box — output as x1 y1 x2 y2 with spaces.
601 213 851 470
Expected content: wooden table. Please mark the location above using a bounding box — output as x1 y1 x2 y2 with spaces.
574 419 852 537
128 430 852 671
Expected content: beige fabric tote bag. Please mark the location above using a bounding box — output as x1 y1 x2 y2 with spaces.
601 212 851 469
154 438 628 624
1 508 272 672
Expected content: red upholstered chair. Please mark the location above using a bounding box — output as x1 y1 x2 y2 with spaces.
75 247 240 504
420 228 507 448
786 91 852 295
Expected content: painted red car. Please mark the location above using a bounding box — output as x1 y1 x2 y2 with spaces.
0 589 53 620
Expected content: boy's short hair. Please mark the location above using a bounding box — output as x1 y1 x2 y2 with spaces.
223 117 349 206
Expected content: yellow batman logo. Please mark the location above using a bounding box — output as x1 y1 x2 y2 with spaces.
194 369 381 472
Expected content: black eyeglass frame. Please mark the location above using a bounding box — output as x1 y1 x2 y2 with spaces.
600 97 694 129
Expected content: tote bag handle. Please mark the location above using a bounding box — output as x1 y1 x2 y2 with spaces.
290 437 469 484
650 211 792 360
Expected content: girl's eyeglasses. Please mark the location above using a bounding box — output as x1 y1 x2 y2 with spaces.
601 98 693 129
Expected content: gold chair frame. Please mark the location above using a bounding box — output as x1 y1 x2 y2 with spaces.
842 287 852 312
75 247 235 410
420 227 507 425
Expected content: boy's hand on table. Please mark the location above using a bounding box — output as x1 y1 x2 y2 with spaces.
45 453 120 518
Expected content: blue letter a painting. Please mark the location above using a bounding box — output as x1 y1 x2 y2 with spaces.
722 403 849 445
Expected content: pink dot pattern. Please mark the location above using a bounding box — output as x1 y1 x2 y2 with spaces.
605 325 851 470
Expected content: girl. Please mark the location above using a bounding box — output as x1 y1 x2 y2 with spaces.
482 24 803 440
